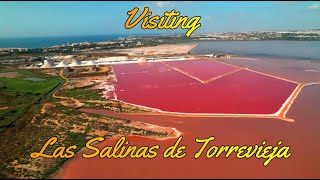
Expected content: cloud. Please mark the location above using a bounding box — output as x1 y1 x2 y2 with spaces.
308 4 320 10
155 1 175 8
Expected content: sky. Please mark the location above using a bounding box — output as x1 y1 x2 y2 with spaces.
0 1 320 38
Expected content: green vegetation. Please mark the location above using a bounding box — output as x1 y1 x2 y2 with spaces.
0 68 62 132
60 86 106 101
0 65 168 178
0 100 90 178
0 99 168 178
83 100 151 113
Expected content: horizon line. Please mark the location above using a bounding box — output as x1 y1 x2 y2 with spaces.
1 28 320 39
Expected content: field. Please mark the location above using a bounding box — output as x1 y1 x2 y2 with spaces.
0 65 173 179
0 67 61 131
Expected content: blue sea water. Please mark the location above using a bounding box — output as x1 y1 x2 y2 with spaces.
1 35 320 61
0 35 126 49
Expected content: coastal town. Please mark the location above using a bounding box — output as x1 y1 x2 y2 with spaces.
192 29 320 40
1 29 320 179
2 0 320 179
1 29 320 63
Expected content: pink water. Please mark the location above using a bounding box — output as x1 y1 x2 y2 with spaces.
112 59 297 114
56 59 320 178
164 59 240 81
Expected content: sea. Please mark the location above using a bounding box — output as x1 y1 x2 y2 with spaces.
0 35 126 49
0 35 319 61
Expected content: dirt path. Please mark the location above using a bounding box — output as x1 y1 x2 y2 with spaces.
44 69 84 112
40 103 49 114
0 107 9 110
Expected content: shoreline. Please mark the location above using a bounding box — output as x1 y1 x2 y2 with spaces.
1 39 320 50
52 123 182 179
3 44 320 178
52 54 320 178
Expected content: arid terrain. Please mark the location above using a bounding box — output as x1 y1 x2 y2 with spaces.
109 44 198 56
0 64 174 179
1 44 320 179
54 57 320 179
